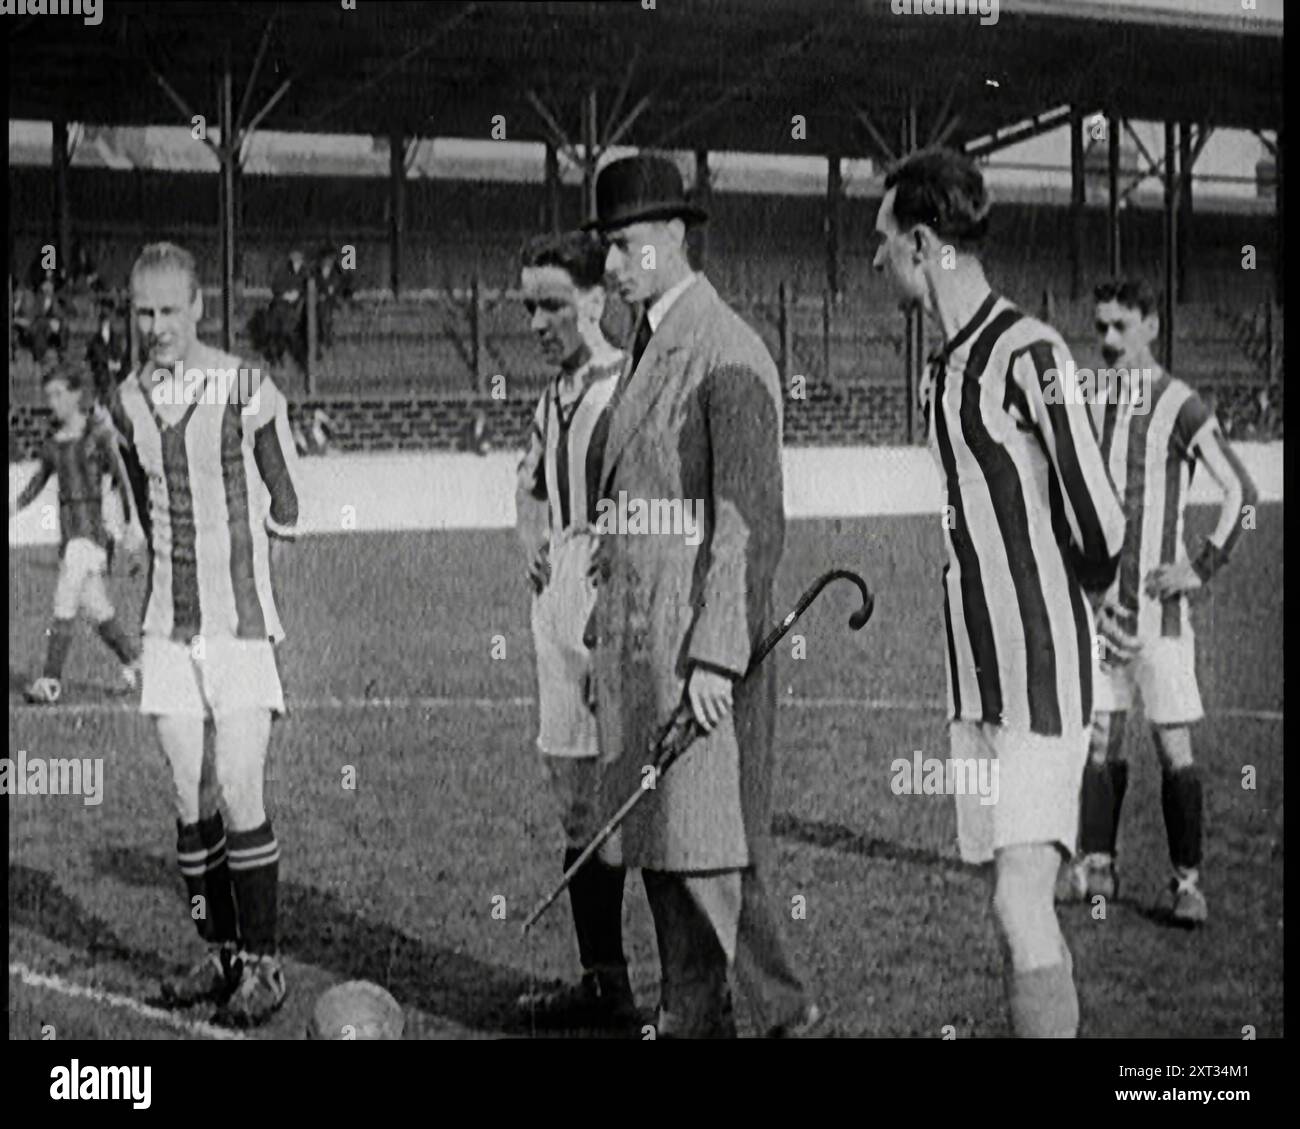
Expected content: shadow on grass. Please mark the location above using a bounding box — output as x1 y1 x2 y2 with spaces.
773 812 981 877
8 861 172 982
87 844 557 1034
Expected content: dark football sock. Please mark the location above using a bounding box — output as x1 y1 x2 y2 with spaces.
43 617 76 679
1161 766 1203 871
198 811 239 943
95 615 139 665
1077 761 1115 856
227 822 281 954
564 846 627 973
1107 761 1129 855
177 821 217 942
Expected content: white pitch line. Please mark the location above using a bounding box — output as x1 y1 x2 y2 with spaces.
9 695 1282 722
9 962 249 1041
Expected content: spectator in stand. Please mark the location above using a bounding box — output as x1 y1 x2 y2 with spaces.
87 296 131 405
267 248 309 369
69 242 104 296
28 243 67 293
313 246 352 359
14 276 67 366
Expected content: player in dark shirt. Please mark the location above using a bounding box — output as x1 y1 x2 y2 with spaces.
9 364 144 703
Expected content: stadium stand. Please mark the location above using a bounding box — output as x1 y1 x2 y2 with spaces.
9 164 1281 455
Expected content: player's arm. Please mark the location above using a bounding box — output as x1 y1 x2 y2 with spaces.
515 392 550 590
10 444 55 516
103 382 153 544
96 422 136 528
246 374 302 541
1014 339 1125 595
1147 399 1259 599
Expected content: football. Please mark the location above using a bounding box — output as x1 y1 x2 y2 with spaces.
307 981 404 1040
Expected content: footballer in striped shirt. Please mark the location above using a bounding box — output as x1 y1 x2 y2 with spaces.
10 363 143 703
512 230 635 1028
873 149 1125 1038
1061 278 1259 926
107 242 302 1027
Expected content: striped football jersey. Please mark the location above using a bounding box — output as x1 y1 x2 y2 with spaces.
518 352 623 536
1092 366 1257 639
16 417 133 553
924 292 1125 736
110 354 301 643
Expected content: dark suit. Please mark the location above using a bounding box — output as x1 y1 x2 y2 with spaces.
267 260 308 367
87 323 130 403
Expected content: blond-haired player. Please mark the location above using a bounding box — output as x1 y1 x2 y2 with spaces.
108 242 302 1027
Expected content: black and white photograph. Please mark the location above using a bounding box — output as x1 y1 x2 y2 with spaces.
4 0 1285 1089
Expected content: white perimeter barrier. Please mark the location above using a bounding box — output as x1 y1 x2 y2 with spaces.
8 443 1283 544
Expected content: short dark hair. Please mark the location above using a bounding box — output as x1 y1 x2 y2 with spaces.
1094 277 1159 318
883 147 990 249
42 362 85 392
520 230 607 289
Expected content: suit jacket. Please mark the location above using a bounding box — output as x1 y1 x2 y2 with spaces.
271 262 307 305
592 275 785 871
87 326 130 397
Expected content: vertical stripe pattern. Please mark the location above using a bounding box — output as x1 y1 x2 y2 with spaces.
114 359 298 643
541 355 622 536
927 294 1125 736
1100 368 1220 640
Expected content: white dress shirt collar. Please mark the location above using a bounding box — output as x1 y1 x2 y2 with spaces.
646 272 698 333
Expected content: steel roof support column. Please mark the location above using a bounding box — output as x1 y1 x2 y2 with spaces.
545 143 561 234
1107 112 1121 277
1162 120 1177 372
1178 122 1192 303
1276 128 1283 305
218 50 236 353
904 98 922 444
826 151 842 299
51 118 71 284
389 124 405 296
1070 107 1085 300
581 87 598 227
691 148 711 269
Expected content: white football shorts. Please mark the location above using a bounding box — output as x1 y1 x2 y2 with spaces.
52 537 114 622
951 719 1090 865
1093 629 1203 726
530 529 600 759
140 635 285 718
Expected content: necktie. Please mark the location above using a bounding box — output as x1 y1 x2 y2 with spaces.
630 311 653 373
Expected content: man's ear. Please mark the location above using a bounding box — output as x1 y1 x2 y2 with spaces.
583 285 607 322
191 288 203 322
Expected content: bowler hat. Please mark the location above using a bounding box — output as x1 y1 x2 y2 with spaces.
583 154 708 232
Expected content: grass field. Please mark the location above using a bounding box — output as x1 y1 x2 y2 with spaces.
7 509 1284 1039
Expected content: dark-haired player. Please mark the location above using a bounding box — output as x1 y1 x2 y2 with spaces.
10 364 142 703
513 230 635 1029
872 148 1125 1037
110 241 302 1027
1058 279 1258 925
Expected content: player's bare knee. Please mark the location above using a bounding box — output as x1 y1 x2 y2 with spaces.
1153 725 1194 772
1087 716 1111 768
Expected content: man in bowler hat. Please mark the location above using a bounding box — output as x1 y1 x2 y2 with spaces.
585 154 820 1038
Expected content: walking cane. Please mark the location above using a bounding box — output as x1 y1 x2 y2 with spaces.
522 569 874 934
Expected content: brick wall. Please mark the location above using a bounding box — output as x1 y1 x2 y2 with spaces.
7 382 917 462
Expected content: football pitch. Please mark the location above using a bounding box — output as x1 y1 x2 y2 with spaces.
7 510 1284 1039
